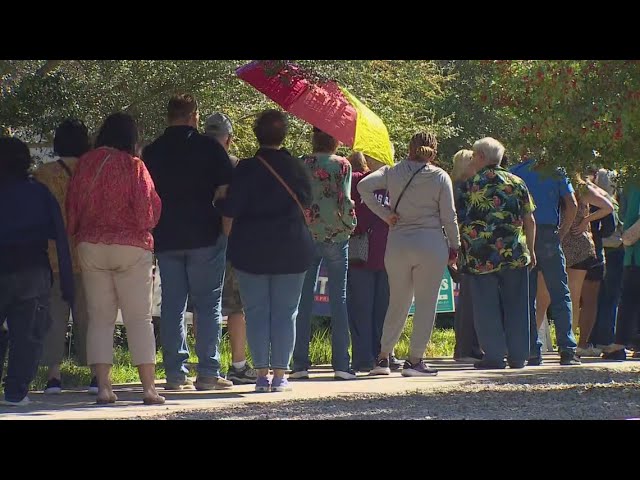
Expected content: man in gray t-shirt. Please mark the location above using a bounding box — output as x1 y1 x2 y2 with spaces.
204 112 257 384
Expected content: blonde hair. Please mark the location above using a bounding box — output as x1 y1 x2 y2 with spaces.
348 151 370 173
451 149 474 182
472 137 505 166
365 155 386 172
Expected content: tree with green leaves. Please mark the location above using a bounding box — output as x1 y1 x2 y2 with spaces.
475 60 640 182
1 60 451 162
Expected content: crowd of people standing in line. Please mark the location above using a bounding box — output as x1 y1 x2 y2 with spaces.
1 92 639 405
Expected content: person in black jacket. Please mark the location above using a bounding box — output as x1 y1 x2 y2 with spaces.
223 109 313 393
143 94 233 392
0 137 74 405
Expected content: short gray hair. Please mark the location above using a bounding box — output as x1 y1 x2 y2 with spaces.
205 112 233 140
473 137 505 166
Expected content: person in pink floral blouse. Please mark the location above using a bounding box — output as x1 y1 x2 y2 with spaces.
66 112 164 405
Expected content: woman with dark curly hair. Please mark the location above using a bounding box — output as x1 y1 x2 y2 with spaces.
0 136 74 406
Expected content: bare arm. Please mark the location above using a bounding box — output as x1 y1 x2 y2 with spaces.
222 216 233 237
572 184 614 235
559 192 578 240
214 184 229 202
523 212 537 269
582 184 614 222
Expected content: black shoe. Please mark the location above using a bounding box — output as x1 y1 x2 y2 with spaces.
227 364 258 385
401 359 438 377
389 354 404 371
560 352 582 366
602 348 626 361
508 361 526 369
474 359 506 370
43 378 62 395
454 355 484 363
527 356 543 366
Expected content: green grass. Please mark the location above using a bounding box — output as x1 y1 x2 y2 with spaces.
1 318 566 392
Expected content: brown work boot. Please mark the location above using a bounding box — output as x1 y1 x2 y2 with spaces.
195 375 233 391
164 379 195 391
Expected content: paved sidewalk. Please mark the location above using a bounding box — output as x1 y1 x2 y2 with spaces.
1 354 638 420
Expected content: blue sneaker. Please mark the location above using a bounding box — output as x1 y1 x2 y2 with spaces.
255 376 271 393
271 376 291 392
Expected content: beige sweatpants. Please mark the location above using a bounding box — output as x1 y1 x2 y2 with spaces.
77 243 156 366
380 229 449 359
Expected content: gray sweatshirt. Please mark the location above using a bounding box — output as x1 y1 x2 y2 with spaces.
357 160 461 249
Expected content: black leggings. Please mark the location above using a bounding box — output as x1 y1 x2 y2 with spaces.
615 266 640 347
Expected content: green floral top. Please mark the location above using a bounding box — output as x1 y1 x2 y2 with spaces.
302 153 357 243
623 184 640 267
456 166 536 274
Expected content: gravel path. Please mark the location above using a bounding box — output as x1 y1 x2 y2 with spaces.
148 365 640 420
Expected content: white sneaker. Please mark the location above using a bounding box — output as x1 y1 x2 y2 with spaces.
0 396 31 406
43 378 62 395
88 376 99 395
289 370 309 380
369 357 391 376
334 370 357 380
576 345 603 357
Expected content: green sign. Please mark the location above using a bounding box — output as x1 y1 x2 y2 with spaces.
409 268 455 314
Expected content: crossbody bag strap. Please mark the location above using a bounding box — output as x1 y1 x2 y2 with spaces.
393 164 426 214
257 155 309 225
57 159 74 178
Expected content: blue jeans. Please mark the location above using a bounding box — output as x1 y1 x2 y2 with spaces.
0 266 52 401
590 248 625 346
156 236 227 382
347 268 389 370
529 227 577 357
293 240 351 372
468 268 530 364
235 269 306 370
